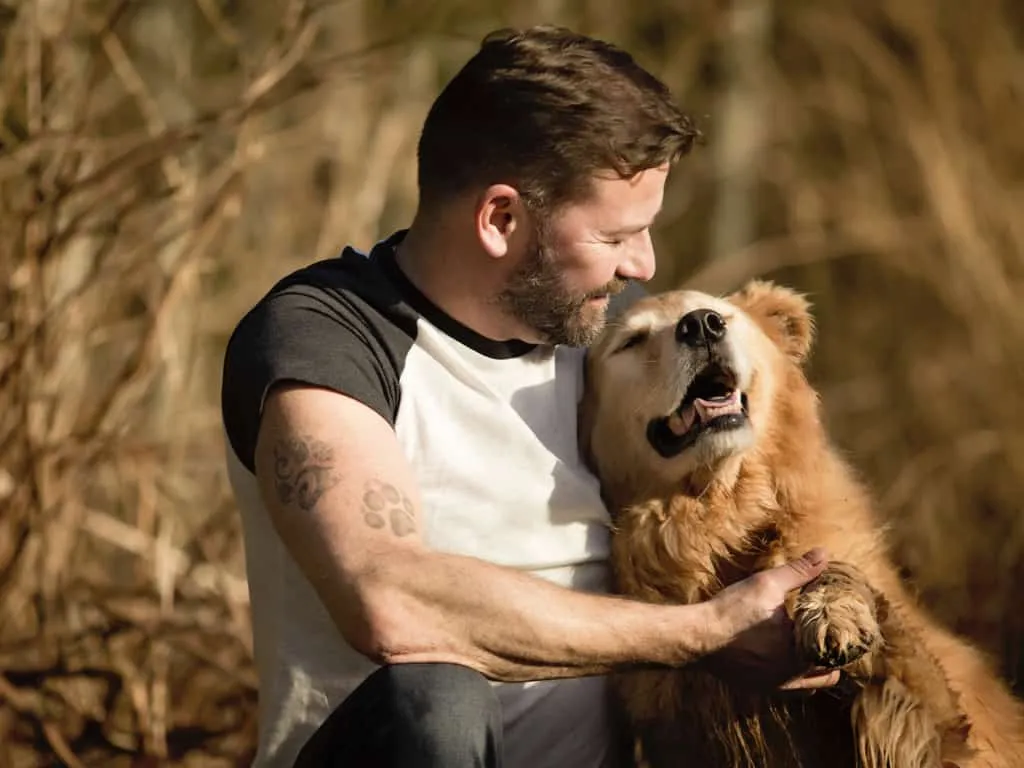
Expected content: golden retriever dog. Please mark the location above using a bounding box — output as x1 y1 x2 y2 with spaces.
579 280 1024 768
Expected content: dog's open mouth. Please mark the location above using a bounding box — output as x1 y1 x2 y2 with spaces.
647 362 750 458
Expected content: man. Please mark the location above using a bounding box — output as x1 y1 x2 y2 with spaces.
221 25 838 768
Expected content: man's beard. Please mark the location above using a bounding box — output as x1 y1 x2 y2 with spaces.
495 227 627 347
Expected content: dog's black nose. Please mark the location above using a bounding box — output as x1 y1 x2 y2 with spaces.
676 308 727 347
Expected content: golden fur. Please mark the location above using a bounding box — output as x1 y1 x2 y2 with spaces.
579 280 1024 768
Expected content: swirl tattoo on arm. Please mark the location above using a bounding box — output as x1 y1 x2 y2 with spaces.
272 436 342 511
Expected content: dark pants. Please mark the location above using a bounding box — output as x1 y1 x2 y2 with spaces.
292 662 504 767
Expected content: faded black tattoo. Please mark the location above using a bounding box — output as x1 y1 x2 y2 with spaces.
362 479 416 536
272 436 341 511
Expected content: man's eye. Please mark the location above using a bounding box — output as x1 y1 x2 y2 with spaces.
616 332 647 353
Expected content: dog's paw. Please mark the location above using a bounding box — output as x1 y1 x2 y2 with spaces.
793 562 882 669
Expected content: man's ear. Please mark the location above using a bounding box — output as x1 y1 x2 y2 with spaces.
727 279 815 364
475 184 526 259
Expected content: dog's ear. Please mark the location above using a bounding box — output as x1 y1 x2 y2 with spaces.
577 351 601 474
727 280 814 364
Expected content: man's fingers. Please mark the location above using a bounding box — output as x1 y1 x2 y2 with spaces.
765 548 829 592
778 668 841 691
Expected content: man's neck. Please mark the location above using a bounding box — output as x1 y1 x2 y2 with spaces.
393 218 542 345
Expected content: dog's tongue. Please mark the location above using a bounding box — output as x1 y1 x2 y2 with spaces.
668 391 743 435
694 390 742 423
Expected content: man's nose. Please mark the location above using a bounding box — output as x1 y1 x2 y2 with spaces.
676 308 727 347
617 230 656 282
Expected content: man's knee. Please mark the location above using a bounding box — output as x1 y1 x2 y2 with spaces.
296 662 502 767
372 662 502 758
376 661 499 714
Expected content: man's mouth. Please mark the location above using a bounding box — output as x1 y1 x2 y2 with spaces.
585 279 628 303
647 362 750 458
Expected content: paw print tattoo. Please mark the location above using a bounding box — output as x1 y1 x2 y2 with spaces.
362 480 417 537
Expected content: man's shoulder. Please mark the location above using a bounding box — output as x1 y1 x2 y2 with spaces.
220 233 418 473
227 232 422 360
261 243 413 330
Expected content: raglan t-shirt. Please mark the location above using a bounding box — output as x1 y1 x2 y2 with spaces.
220 229 645 768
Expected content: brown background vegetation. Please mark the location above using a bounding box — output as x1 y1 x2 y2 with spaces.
1 0 1021 765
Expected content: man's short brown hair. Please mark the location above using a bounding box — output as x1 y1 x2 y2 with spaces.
416 25 701 214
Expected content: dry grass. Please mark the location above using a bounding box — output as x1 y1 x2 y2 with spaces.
0 0 1021 765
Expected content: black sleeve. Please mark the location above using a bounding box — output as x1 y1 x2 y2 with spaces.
220 283 406 473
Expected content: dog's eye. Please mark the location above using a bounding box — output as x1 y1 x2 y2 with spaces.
616 332 648 353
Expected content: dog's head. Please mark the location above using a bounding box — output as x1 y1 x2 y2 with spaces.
580 280 815 500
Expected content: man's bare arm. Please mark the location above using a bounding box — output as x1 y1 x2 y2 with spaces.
255 383 840 689
254 382 728 682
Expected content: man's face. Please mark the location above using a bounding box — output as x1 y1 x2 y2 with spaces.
496 165 668 346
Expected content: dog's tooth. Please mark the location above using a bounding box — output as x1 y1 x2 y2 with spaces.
694 400 709 422
695 392 742 423
668 406 696 435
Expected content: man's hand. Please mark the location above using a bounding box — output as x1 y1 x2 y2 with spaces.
701 548 842 692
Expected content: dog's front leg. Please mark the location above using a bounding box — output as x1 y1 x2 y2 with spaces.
791 560 882 671
790 562 975 767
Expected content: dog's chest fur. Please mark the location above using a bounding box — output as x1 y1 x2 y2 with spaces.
608 457 864 767
610 458 791 605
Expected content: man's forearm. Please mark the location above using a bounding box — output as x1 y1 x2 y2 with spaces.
253 390 724 683
347 548 723 682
